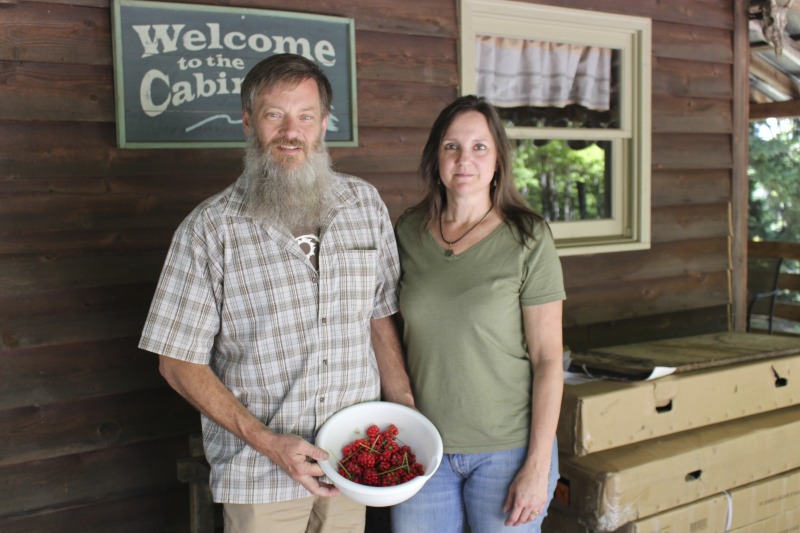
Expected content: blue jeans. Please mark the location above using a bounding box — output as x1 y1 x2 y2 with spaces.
391 441 559 533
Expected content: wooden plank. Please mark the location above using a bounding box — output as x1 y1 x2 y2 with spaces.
563 271 730 326
0 0 456 67
0 61 114 122
0 284 155 349
291 0 459 38
731 0 750 332
652 20 732 64
565 305 730 352
1 488 191 533
0 338 163 411
651 169 731 207
750 240 800 262
775 302 800 323
650 203 731 243
0 388 198 466
0 171 231 196
0 3 111 65
12 0 106 10
521 0 733 29
359 172 426 213
561 237 729 288
0 227 176 255
357 79 456 128
104 0 458 39
778 272 800 292
570 332 800 378
330 127 430 174
651 95 732 134
750 53 800 99
651 133 732 170
0 437 188 516
0 251 166 292
652 57 733 100
751 99 800 119
0 190 199 234
0 120 245 179
355 30 457 85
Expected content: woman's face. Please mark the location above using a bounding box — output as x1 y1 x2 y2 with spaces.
438 110 498 201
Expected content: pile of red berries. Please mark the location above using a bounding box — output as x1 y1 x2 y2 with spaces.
335 423 425 487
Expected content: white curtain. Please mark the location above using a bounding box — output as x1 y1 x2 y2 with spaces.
475 35 612 111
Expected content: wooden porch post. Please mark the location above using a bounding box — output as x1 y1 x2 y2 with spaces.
732 0 750 332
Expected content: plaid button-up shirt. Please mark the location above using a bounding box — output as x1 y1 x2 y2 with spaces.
139 172 400 503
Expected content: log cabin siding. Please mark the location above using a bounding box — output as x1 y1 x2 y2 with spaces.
0 0 740 529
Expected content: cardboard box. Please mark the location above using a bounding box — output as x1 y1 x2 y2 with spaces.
729 508 800 533
616 468 800 532
559 354 800 456
556 405 800 531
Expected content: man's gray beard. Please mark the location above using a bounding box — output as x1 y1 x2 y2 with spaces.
243 133 334 230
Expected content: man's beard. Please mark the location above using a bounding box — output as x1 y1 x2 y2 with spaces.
243 131 334 230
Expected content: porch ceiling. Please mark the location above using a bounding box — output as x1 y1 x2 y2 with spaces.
749 0 800 119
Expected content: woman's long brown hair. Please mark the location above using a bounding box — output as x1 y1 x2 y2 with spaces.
408 95 544 244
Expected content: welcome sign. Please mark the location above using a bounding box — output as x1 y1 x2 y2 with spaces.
111 0 357 148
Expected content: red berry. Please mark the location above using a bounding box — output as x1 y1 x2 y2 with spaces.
334 422 425 487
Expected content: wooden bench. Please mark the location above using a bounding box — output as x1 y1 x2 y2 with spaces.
177 433 218 533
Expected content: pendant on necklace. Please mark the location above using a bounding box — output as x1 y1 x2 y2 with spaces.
445 249 454 257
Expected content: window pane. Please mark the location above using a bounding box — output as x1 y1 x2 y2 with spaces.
512 138 611 222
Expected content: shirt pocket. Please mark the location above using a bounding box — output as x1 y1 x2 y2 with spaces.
338 249 378 320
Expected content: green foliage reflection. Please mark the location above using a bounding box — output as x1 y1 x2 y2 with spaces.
749 119 800 242
748 118 800 320
512 139 609 221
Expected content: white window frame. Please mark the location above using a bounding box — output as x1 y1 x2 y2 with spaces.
459 0 652 256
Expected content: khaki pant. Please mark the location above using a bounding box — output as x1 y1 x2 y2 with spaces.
223 495 366 533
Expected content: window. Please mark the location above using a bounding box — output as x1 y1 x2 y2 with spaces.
459 0 652 255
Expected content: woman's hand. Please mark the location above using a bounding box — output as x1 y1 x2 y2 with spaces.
502 459 550 526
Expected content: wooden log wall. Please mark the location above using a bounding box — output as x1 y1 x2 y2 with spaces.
0 0 738 530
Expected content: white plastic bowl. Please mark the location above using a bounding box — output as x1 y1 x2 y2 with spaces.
315 401 443 507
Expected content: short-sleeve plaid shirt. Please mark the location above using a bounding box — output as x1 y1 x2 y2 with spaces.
139 172 400 503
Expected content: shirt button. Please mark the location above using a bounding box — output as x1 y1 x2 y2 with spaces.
319 396 325 403
323 359 328 366
321 317 327 324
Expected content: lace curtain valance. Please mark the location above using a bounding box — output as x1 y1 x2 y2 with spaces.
475 35 612 111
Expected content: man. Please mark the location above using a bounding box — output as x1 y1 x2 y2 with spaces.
139 53 414 532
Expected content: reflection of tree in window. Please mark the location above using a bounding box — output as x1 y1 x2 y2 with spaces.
511 137 609 222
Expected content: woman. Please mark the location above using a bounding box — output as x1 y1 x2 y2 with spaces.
392 95 565 532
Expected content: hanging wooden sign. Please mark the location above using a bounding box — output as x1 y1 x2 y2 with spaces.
111 0 357 148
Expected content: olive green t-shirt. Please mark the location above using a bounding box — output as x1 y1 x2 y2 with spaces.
396 212 565 453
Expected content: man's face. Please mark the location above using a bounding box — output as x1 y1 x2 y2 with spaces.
242 77 329 169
